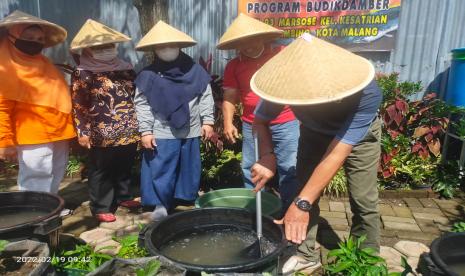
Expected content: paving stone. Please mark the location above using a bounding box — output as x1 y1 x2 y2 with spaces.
383 221 421 232
116 224 140 237
417 223 441 235
407 257 420 271
79 228 115 246
381 216 416 224
394 241 429 258
412 212 450 225
320 217 349 226
433 198 462 209
319 230 349 245
61 215 99 236
329 201 345 212
436 223 453 232
392 206 413 218
319 199 330 211
409 207 444 215
134 212 153 227
94 239 121 256
404 198 423 208
395 231 436 244
72 204 92 217
380 246 404 271
100 215 134 231
320 210 347 219
419 198 439 208
441 208 464 218
379 204 396 216
380 229 397 238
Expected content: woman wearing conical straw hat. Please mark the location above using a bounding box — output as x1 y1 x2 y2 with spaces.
70 19 141 223
218 13 300 215
251 33 382 274
0 10 76 195
134 21 214 220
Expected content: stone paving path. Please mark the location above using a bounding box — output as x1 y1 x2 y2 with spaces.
2 177 465 274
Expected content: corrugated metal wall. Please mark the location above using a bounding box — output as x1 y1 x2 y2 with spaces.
168 0 465 98
0 0 144 70
2 0 465 97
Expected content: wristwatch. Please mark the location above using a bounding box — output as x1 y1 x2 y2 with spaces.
294 197 313 212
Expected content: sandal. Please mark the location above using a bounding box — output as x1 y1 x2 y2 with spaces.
119 200 141 208
96 213 116 222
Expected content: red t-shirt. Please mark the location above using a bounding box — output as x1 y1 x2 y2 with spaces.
222 46 296 124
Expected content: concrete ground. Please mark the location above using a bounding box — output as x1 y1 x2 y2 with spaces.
1 177 464 275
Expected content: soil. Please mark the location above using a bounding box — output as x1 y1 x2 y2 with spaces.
0 251 40 276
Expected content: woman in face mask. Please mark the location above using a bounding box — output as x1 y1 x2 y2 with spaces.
134 21 214 220
0 11 76 197
70 19 140 222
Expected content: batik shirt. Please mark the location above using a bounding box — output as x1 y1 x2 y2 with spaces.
71 70 140 147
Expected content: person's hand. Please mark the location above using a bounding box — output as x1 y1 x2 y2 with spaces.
78 135 91 149
0 147 17 162
251 153 276 192
141 134 156 150
223 123 239 144
274 203 310 244
201 124 214 141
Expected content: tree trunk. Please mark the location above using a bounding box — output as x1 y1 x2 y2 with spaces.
133 0 169 61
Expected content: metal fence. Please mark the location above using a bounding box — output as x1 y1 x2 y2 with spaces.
2 0 465 97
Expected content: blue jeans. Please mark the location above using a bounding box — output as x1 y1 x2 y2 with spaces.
242 120 300 211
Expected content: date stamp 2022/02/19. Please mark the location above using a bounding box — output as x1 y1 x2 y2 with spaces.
15 256 92 263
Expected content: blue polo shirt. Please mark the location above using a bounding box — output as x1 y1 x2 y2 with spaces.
255 80 382 145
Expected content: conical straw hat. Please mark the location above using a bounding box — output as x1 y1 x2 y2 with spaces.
250 33 375 105
0 10 66 47
70 19 131 51
136 20 196 51
217 13 283 50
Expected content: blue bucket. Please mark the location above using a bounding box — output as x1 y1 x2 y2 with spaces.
446 47 465 107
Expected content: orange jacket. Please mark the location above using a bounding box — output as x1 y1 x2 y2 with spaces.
0 96 76 147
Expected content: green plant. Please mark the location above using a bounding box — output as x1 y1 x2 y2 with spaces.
135 259 161 276
433 161 464 198
113 234 148 259
324 168 347 197
51 244 113 272
452 117 465 139
377 73 451 190
324 235 396 276
0 240 8 253
451 221 465 232
66 154 86 177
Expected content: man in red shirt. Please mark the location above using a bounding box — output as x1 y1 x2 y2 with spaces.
218 14 299 211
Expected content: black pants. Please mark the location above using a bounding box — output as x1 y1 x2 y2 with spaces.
87 143 138 214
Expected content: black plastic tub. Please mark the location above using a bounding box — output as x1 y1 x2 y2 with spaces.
140 208 286 274
0 191 64 241
430 233 465 276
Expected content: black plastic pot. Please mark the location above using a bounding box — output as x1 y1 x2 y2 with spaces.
0 191 64 241
140 208 286 274
429 233 465 276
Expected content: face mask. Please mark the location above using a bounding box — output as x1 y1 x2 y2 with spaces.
155 47 180 62
91 47 118 61
14 38 44 56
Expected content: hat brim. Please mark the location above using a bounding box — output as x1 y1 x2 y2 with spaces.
217 31 283 50
135 41 196 51
250 59 375 106
0 22 66 48
70 38 130 52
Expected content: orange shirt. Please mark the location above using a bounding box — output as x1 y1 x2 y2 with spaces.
0 96 76 147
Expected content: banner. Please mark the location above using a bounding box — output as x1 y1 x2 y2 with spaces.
238 0 402 51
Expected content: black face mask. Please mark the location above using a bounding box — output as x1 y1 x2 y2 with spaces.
14 38 44 56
